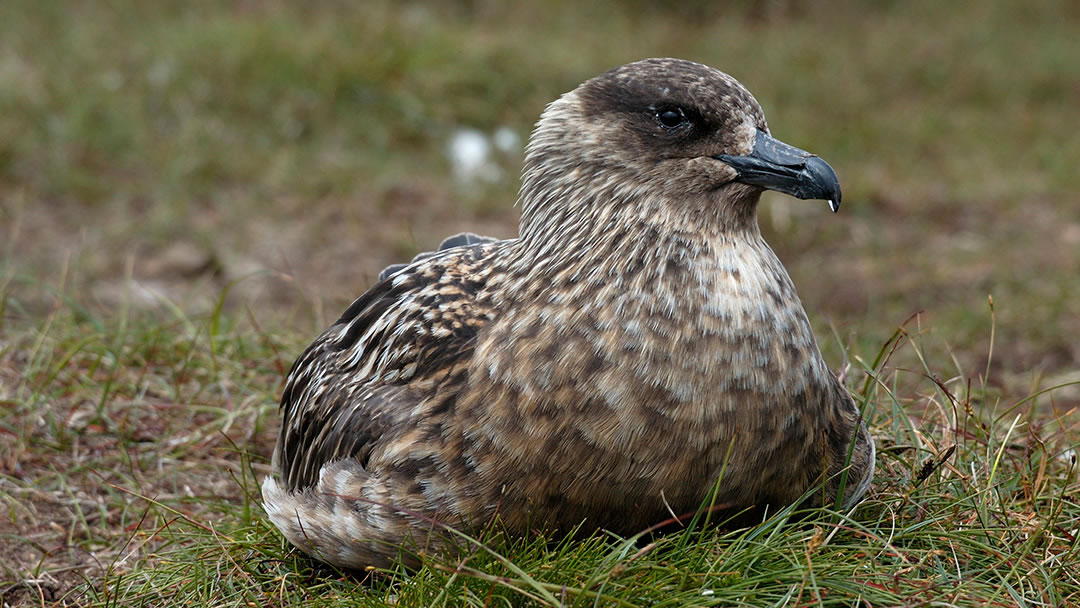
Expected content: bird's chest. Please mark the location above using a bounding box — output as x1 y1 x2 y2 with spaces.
457 242 836 520
589 249 820 406
469 246 823 442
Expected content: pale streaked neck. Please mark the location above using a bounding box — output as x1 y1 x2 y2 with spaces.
514 177 766 281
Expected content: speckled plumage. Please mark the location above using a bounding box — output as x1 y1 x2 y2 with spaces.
262 58 875 570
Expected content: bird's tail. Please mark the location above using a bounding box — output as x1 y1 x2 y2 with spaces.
261 461 441 570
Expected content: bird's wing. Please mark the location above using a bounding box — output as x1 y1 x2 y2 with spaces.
378 232 500 281
275 239 504 491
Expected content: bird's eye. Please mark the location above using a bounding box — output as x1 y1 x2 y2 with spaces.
656 107 687 130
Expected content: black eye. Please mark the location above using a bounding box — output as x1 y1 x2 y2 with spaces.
656 107 687 130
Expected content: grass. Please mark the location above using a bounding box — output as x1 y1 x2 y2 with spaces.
1 0 1078 606
3 286 1076 606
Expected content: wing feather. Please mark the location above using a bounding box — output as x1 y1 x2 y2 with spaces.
378 232 499 281
274 239 506 491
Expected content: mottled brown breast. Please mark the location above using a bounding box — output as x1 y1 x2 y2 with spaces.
436 224 844 532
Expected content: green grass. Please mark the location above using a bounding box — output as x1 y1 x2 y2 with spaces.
3 285 1076 606
1 0 1078 606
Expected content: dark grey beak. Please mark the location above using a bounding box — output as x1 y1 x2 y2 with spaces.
714 129 842 212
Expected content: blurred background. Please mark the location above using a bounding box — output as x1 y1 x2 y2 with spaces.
2 0 1078 396
1 2 1078 600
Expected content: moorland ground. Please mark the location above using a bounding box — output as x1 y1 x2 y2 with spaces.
1 1 1077 606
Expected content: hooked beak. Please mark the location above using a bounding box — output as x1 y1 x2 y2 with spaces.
714 129 842 212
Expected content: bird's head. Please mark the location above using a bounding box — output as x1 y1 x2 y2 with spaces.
519 58 841 236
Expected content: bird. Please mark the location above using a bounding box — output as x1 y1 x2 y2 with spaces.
261 58 875 570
